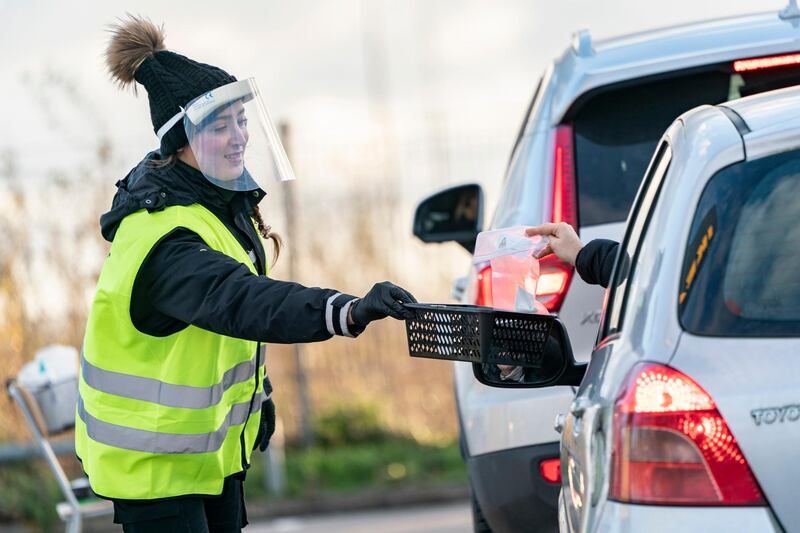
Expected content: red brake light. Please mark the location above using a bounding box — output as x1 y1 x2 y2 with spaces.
552 125 577 227
475 265 493 306
475 259 571 312
539 458 561 484
536 125 578 312
535 254 573 312
733 52 800 73
475 126 577 311
610 362 766 506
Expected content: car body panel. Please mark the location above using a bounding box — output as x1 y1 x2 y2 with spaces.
558 223 623 364
558 87 800 532
545 12 800 127
455 361 573 455
727 85 800 160
670 335 800 533
467 442 561 533
587 499 782 533
562 112 749 531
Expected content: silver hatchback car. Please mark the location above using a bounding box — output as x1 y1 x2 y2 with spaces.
473 85 800 531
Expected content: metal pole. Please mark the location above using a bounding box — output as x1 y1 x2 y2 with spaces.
7 381 81 529
262 417 287 497
278 121 315 448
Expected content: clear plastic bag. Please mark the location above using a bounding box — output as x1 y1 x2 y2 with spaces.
472 226 549 313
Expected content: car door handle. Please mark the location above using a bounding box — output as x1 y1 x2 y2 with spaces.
554 413 566 433
570 398 592 417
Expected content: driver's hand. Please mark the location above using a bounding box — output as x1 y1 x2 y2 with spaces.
525 222 583 265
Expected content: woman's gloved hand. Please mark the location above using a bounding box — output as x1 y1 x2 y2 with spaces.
254 397 276 452
349 282 417 327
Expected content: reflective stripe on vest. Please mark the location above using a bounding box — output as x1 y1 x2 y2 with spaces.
77 389 270 454
80 350 259 409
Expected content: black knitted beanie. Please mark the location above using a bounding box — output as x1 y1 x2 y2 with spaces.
105 15 236 156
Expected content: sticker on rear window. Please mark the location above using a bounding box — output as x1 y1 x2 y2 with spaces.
679 208 717 309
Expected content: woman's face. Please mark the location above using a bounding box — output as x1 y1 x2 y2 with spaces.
190 100 249 181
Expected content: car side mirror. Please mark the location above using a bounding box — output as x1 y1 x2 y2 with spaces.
413 184 483 254
472 317 586 388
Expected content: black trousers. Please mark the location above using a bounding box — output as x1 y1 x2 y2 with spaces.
111 475 248 532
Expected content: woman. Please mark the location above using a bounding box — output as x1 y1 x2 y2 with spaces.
76 15 416 532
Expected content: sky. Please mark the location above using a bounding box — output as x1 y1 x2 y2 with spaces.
1 0 781 178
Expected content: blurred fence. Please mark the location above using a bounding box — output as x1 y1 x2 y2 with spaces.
0 86 515 447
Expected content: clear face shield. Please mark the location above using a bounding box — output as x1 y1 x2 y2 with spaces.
159 78 296 191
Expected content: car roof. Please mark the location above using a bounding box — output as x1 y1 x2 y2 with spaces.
723 84 800 133
548 8 800 123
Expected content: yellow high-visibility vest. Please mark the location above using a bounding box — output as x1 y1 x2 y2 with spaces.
76 203 267 499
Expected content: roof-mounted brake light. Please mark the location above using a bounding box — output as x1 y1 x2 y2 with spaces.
733 53 800 73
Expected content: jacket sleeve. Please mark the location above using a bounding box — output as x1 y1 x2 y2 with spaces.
574 239 620 289
131 229 363 343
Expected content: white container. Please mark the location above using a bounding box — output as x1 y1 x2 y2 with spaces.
17 345 79 434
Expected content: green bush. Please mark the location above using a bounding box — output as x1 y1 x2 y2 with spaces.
312 403 395 448
246 439 466 499
243 402 466 499
0 462 61 531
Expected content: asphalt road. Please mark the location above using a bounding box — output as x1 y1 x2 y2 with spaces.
248 500 472 533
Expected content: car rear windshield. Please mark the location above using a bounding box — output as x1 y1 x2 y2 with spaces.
571 64 800 226
679 149 800 337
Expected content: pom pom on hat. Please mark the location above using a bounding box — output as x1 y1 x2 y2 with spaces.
105 14 166 90
104 14 237 155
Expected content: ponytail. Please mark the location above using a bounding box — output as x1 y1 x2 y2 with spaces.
251 204 281 267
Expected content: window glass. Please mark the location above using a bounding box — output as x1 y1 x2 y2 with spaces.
507 77 543 167
573 66 800 226
603 143 672 338
680 150 800 336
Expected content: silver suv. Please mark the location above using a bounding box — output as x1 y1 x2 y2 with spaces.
413 5 800 532
474 81 800 532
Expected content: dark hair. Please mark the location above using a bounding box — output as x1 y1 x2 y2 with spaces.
146 152 177 169
146 152 282 266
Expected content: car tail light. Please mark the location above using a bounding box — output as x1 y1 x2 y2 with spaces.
538 125 578 312
474 259 572 311
474 126 577 311
475 265 493 306
539 458 562 484
536 255 574 311
552 125 578 227
733 52 800 72
610 362 766 506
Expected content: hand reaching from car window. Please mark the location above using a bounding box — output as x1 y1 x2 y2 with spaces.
525 222 583 265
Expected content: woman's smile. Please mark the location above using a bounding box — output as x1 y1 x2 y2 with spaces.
224 150 243 165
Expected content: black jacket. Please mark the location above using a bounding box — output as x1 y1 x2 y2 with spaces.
100 151 362 343
575 239 620 289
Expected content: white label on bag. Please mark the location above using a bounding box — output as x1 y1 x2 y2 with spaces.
472 234 545 264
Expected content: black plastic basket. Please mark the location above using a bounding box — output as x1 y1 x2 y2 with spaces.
404 303 554 367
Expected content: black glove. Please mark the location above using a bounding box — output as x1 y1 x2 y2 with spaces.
254 397 276 452
350 282 417 327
